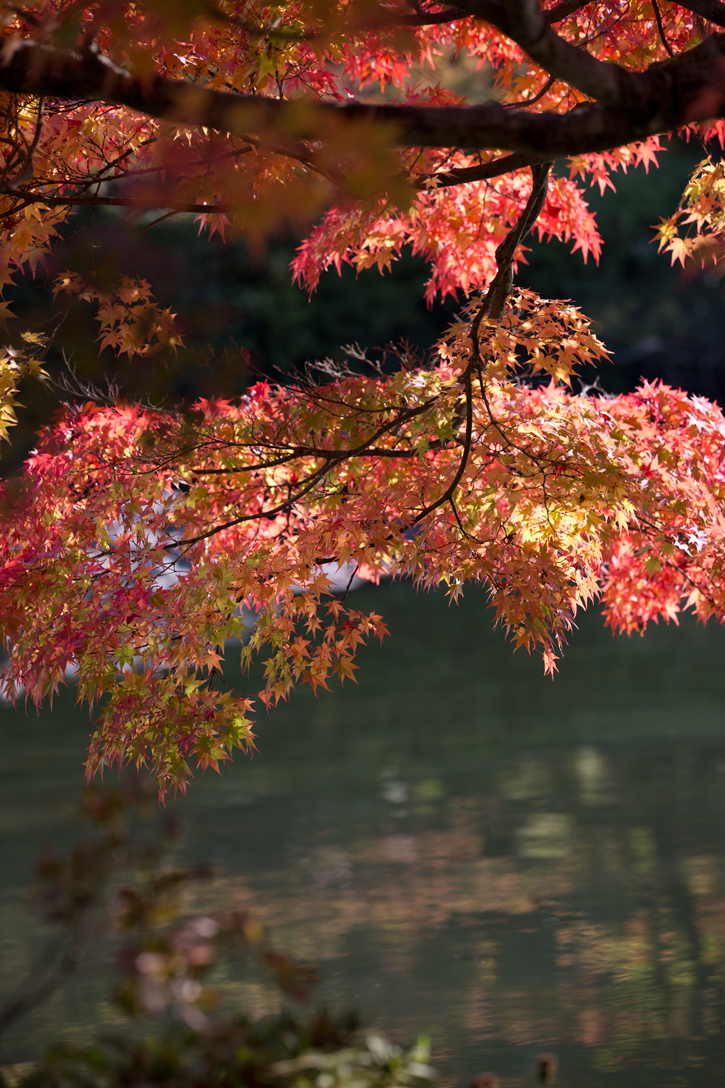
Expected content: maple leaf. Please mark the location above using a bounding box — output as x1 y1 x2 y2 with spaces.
0 0 723 792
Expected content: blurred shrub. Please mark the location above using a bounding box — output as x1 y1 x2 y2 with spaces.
0 785 438 1088
6 1017 436 1088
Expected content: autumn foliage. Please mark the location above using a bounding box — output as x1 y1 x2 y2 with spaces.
2 0 725 790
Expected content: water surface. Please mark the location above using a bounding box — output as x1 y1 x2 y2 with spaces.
3 581 725 1087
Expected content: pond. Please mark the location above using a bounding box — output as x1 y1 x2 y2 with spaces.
3 579 725 1087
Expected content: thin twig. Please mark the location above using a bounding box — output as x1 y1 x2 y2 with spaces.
412 373 474 524
469 161 552 372
652 0 675 56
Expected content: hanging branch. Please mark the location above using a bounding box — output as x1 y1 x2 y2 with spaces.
410 162 552 526
469 161 553 373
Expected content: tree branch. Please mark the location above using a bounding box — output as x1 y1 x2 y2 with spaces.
652 0 675 56
452 0 648 109
0 34 724 165
414 151 551 189
675 0 725 30
396 3 469 25
470 161 553 370
545 0 592 23
412 373 474 524
0 188 236 213
391 0 594 26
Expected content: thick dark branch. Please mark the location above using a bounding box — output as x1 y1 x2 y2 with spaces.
392 0 594 25
0 35 725 163
453 0 646 108
396 3 469 25
6 157 540 208
652 0 675 56
415 151 551 189
1 188 235 213
545 0 592 22
470 161 552 365
676 0 725 30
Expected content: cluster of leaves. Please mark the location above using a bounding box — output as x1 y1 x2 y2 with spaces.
7 1017 438 1088
4 0 725 789
291 165 604 303
0 342 45 443
52 273 181 358
4 286 725 791
655 151 725 267
0 0 722 347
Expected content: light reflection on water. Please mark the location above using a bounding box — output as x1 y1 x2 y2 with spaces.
3 581 725 1086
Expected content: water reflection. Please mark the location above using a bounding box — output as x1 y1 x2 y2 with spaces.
3 582 725 1086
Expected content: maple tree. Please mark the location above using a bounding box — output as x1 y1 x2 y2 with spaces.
2 0 725 792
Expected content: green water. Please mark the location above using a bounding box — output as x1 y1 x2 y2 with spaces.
3 580 725 1086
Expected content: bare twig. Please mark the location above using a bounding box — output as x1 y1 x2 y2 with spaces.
652 0 675 56
412 372 474 524
469 160 552 370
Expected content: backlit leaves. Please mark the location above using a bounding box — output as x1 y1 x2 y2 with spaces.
1 1 725 792
3 298 725 791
